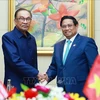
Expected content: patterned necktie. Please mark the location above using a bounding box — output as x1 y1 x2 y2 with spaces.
63 40 71 65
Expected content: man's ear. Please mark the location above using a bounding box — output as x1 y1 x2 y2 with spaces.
76 24 79 29
14 19 16 25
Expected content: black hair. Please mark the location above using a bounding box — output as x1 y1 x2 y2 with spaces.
60 16 78 27
14 8 32 19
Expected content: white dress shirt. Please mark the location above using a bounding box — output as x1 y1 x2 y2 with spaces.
63 33 78 60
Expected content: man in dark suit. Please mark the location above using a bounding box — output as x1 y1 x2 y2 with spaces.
42 16 98 97
2 8 42 93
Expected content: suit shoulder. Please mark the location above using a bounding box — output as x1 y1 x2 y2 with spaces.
2 30 14 38
30 33 36 40
79 35 94 42
2 30 18 43
54 39 65 46
78 35 97 49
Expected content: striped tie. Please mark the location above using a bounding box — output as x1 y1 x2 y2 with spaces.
63 40 71 65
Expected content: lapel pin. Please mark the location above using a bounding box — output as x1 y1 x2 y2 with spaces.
73 44 76 47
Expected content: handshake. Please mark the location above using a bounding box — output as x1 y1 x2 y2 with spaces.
37 73 48 84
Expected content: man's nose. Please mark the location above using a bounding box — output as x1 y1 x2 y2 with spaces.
23 19 27 23
64 26 70 30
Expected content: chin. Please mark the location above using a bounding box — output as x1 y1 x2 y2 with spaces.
22 28 28 31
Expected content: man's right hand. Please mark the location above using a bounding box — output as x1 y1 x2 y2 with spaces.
37 73 48 83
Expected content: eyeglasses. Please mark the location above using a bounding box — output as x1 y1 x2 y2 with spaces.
16 17 32 22
61 24 74 29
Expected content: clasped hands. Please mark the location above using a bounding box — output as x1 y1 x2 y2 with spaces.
37 73 48 83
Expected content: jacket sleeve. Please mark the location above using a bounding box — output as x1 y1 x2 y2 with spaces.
2 34 39 77
46 46 57 82
85 38 98 69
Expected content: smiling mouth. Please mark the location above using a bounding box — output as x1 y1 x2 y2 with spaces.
22 26 28 28
64 31 70 34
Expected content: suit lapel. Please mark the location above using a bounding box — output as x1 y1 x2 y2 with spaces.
59 40 66 65
65 34 80 63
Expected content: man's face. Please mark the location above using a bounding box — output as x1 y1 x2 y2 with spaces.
61 19 78 39
14 10 32 32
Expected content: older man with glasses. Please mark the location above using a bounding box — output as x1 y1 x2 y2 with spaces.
2 8 43 93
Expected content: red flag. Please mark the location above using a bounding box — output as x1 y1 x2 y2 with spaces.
8 87 17 98
83 55 100 100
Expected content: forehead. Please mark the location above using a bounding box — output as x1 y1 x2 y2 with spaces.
62 19 73 25
17 10 31 17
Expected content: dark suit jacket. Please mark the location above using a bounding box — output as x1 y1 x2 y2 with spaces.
47 34 98 96
2 27 39 92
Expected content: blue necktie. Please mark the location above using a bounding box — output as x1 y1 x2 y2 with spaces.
63 40 71 65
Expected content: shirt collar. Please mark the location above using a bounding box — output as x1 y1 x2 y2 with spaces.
14 27 31 39
65 33 78 43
